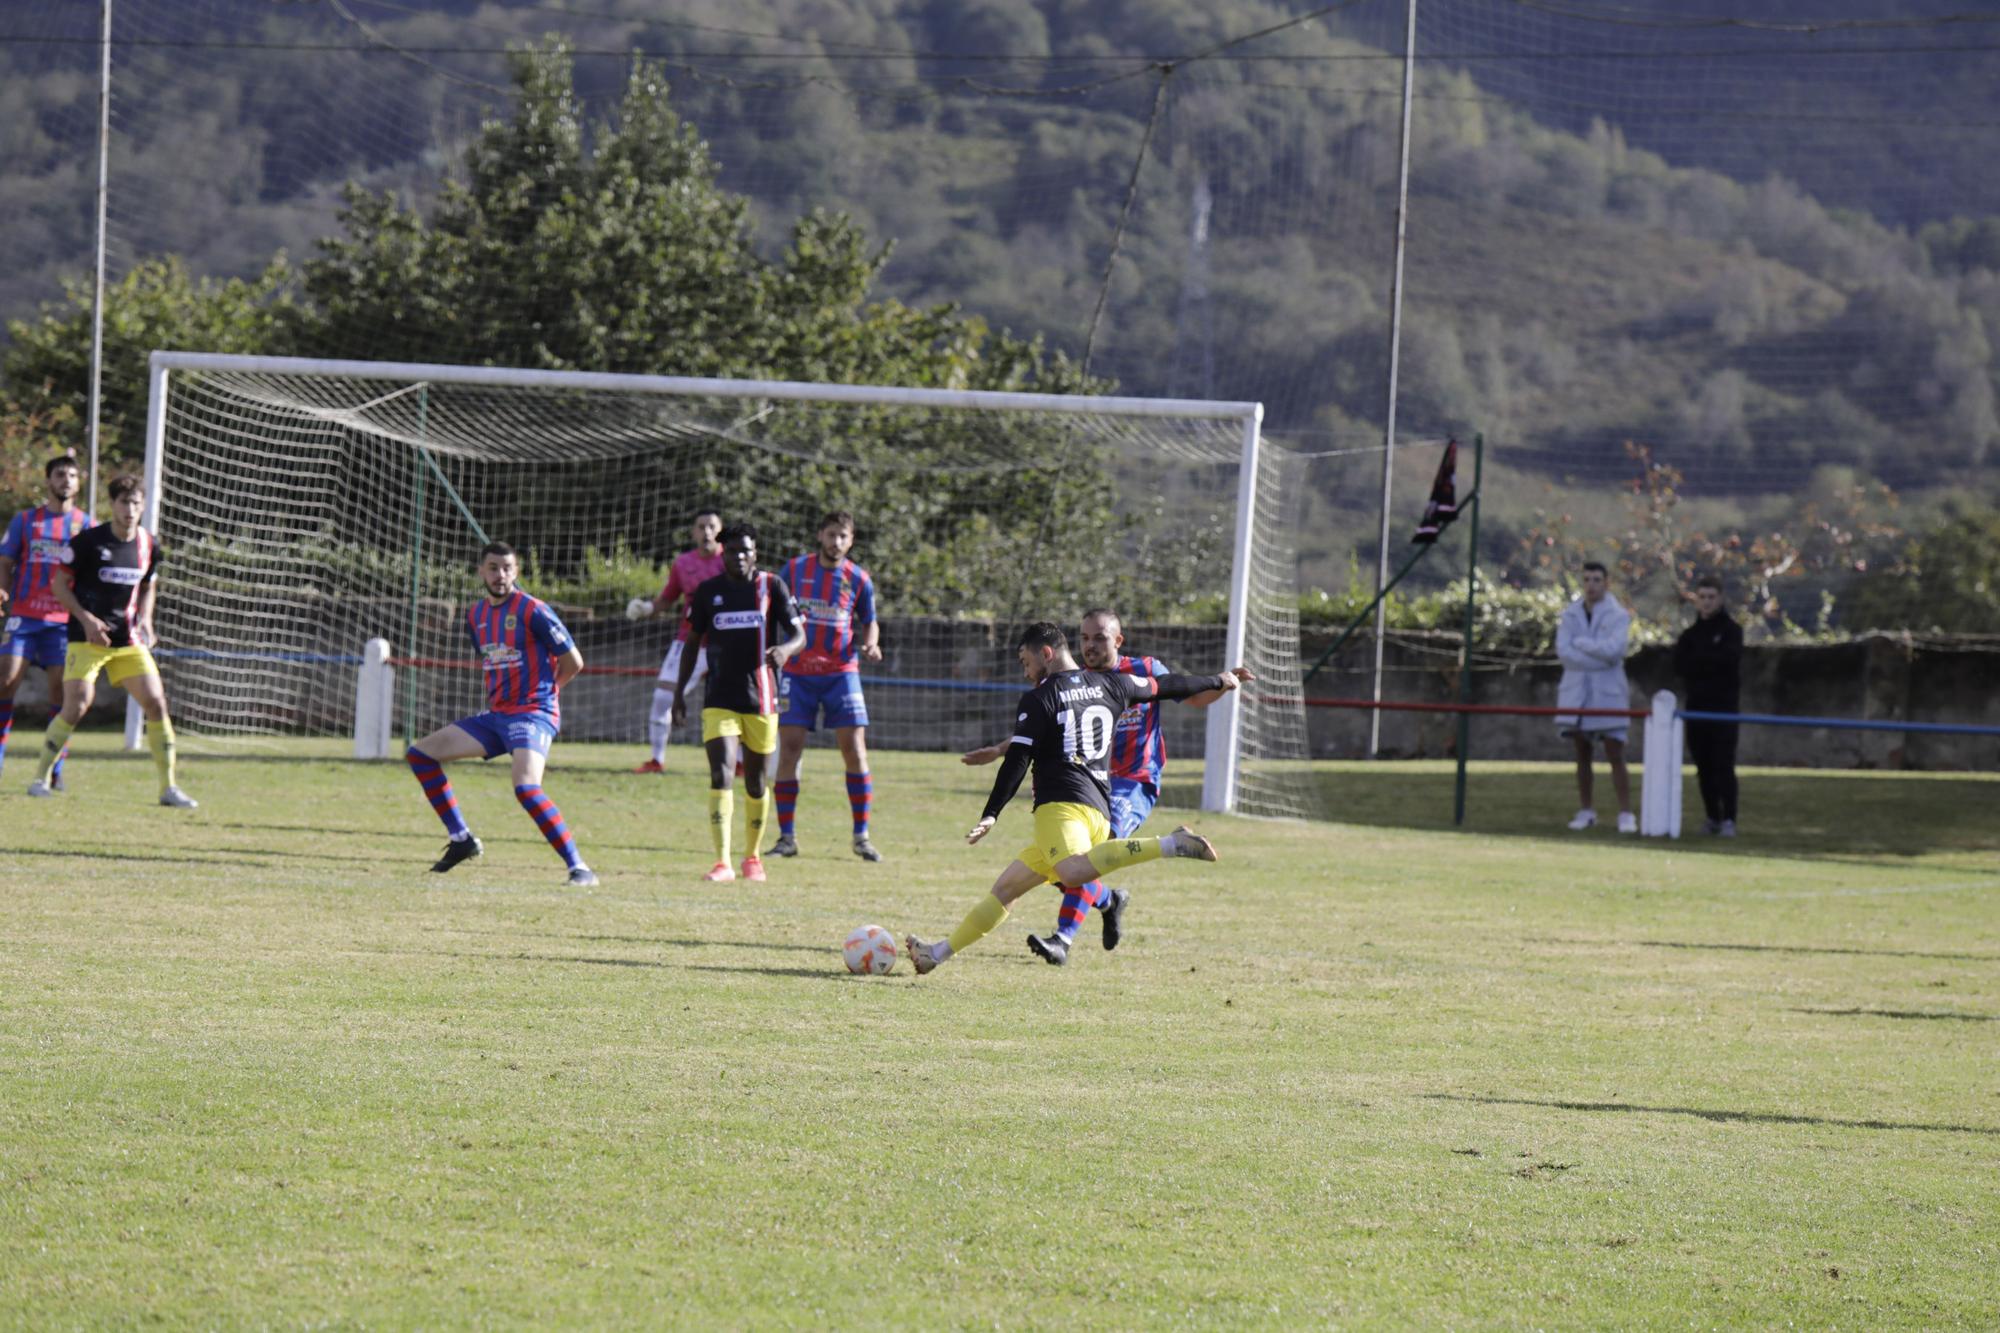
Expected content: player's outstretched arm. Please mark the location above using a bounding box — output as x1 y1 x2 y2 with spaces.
960 739 1010 765
1150 669 1239 703
1186 664 1256 706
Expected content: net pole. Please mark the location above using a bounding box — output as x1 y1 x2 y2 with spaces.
401 387 429 748
1452 433 1484 826
126 354 168 752
1203 404 1263 814
85 0 113 519
1369 0 1420 759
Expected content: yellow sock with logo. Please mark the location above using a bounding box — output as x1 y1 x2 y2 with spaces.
148 717 178 794
707 788 733 865
944 893 1010 956
1086 834 1165 877
35 716 76 785
744 786 771 859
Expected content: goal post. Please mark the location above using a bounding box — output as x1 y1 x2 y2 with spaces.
141 351 1315 818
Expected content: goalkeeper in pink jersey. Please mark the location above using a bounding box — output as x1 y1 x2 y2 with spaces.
627 509 724 773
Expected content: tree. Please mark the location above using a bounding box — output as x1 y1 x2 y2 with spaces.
301 41 1082 395
2 256 296 464
1844 503 2000 633
0 399 82 518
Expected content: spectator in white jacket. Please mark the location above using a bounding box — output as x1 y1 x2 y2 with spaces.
1555 561 1635 832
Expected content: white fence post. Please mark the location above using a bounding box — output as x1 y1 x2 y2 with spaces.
353 638 395 759
1640 689 1682 838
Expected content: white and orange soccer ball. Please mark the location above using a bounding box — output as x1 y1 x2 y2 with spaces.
843 924 899 975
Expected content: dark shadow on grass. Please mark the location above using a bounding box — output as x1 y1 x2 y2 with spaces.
0 844 352 870
440 949 671 970
210 821 431 840
682 963 853 982
436 928 833 956
1793 1006 1998 1023
1427 1093 2000 1137
573 934 834 956
1637 938 2000 963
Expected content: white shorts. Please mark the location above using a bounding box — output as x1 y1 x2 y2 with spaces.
659 640 708 692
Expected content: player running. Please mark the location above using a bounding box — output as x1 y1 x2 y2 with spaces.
404 542 598 887
626 508 725 773
905 621 1244 977
26 474 195 807
771 510 883 864
963 607 1244 966
0 455 90 791
672 523 804 882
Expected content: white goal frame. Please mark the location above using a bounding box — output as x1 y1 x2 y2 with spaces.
140 350 1267 813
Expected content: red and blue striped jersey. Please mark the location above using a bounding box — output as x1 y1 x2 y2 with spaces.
1 505 92 622
779 552 875 676
466 591 575 722
1108 654 1171 790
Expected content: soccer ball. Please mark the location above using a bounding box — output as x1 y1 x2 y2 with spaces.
843 924 899 975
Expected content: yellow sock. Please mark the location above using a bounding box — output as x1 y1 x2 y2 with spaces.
147 717 177 794
35 716 76 784
708 788 733 865
1086 834 1165 878
744 786 771 859
945 893 1009 956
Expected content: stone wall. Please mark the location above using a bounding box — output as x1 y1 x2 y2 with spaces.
1299 630 2000 771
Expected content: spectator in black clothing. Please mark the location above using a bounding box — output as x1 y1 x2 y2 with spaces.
1674 575 1744 836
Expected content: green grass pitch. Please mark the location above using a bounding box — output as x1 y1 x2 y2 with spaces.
2 737 1996 1326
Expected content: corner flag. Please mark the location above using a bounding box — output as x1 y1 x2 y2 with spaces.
1412 438 1459 544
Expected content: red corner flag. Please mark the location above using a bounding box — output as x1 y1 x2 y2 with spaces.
1412 438 1459 544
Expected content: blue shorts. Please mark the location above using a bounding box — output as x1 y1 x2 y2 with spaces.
779 671 868 731
1 617 69 671
1109 778 1157 840
454 710 557 759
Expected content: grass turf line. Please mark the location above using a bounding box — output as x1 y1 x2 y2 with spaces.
0 739 1995 1325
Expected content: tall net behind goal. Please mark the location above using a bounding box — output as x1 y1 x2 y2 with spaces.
144 354 1316 819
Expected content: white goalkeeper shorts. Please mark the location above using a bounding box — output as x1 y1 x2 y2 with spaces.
658 640 708 693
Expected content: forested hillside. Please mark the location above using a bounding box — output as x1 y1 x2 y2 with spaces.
3 0 1998 629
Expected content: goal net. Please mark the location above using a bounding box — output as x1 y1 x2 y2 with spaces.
140 352 1316 818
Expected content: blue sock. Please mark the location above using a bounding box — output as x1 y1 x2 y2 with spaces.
407 748 471 840
1054 880 1113 942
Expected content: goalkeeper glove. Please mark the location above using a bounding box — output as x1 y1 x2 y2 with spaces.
624 596 654 621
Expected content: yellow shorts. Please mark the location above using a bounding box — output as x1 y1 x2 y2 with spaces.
701 708 778 754
64 642 158 688
1018 801 1111 883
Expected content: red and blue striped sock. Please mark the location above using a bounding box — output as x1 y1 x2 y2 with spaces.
406 747 470 840
515 783 582 870
774 779 799 839
0 700 11 778
845 770 872 837
1055 880 1112 943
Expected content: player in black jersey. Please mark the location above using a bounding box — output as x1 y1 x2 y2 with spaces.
904 621 1248 975
27 474 196 807
672 523 804 882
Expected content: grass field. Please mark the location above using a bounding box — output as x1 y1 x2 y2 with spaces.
2 737 1996 1327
